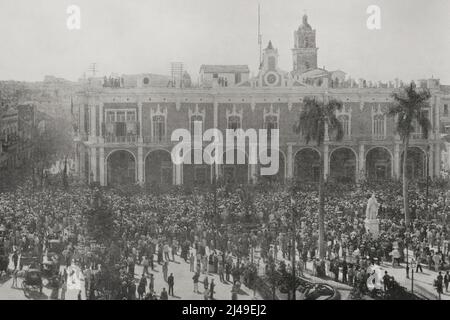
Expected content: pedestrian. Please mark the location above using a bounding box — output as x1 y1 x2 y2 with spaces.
203 276 209 293
77 290 82 300
435 272 443 300
164 243 170 261
141 256 149 275
416 260 423 273
160 288 169 300
225 262 231 282
383 271 389 292
342 259 348 283
218 262 224 283
12 251 18 271
189 253 195 272
11 269 18 288
60 278 67 300
149 273 155 293
193 272 200 293
163 261 168 282
444 271 450 293
210 279 215 300
137 275 147 299
168 273 174 296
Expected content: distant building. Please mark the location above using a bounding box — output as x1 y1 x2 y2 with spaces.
199 65 250 88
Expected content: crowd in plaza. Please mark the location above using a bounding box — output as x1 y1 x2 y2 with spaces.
0 176 449 300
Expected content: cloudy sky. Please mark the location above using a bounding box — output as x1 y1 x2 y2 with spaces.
0 0 449 84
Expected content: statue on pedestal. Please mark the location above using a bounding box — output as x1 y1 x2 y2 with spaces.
365 193 380 239
366 193 379 220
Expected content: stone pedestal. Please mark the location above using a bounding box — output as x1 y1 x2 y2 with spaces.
365 219 380 239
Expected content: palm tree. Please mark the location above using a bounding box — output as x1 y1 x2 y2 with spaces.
293 96 344 258
388 82 431 227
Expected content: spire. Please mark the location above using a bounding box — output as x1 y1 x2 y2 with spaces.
266 40 274 50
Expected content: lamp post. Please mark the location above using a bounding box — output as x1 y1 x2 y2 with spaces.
290 197 297 301
410 259 417 295
405 232 410 279
426 145 430 221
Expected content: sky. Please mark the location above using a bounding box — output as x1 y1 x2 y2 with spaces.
0 0 449 84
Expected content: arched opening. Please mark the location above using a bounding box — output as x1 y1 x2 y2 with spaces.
401 147 426 179
366 147 392 180
295 148 321 182
145 149 173 187
330 147 356 183
183 149 212 187
107 150 136 186
221 149 248 184
258 150 285 183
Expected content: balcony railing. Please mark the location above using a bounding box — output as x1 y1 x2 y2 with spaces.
143 135 169 144
104 135 139 143
372 134 386 141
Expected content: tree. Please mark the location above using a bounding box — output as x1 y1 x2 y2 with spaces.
388 82 431 227
293 96 344 258
30 117 73 188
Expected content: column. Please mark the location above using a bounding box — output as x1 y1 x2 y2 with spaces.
394 143 400 179
287 145 293 179
138 101 143 143
138 146 144 186
435 143 441 177
79 104 85 138
323 144 329 179
90 147 97 183
174 163 182 185
99 102 104 143
90 105 97 142
213 100 218 129
249 164 257 184
99 147 105 186
428 145 434 179
358 144 365 181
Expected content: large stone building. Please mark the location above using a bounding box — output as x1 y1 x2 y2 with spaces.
74 14 450 187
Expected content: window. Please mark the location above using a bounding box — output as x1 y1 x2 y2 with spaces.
143 77 149 85
235 73 241 84
268 57 276 70
338 115 350 138
117 111 126 122
264 115 278 141
373 114 385 138
126 111 136 122
190 115 203 138
228 116 241 131
106 111 115 123
213 73 218 79
153 115 166 142
444 104 449 117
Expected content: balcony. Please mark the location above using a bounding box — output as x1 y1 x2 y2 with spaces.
104 135 139 144
143 135 170 144
371 134 386 141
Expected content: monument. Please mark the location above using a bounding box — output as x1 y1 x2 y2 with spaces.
365 193 380 239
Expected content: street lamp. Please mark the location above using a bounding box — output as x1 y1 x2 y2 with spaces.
426 145 430 221
290 197 297 301
410 259 417 295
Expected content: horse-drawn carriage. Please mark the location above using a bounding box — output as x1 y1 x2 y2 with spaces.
22 269 43 297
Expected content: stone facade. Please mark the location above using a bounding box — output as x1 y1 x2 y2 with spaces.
74 15 449 187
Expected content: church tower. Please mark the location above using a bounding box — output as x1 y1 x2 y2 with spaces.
292 14 318 74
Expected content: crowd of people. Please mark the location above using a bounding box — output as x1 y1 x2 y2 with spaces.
0 176 449 300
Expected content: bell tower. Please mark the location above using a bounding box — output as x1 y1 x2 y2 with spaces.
292 14 318 74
